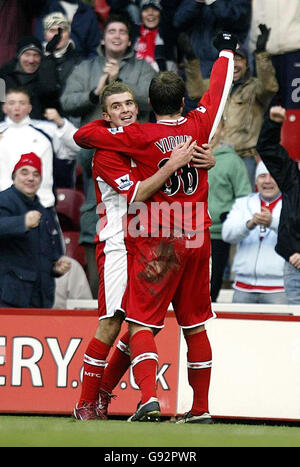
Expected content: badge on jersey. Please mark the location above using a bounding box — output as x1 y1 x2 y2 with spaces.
108 126 124 134
196 105 207 113
114 173 134 191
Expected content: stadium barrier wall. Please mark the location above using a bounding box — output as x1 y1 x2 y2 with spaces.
1 303 300 421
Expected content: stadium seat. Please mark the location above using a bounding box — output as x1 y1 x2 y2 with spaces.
63 231 87 269
56 188 85 231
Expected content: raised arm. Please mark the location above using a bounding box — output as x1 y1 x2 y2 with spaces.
257 106 296 192
197 32 236 142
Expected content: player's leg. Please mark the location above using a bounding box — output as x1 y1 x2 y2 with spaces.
73 241 128 420
174 230 214 424
97 237 136 415
177 325 213 424
125 236 186 422
74 313 124 420
99 329 131 415
127 323 160 422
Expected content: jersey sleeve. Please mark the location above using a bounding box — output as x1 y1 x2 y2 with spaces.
74 120 151 163
92 149 140 203
73 51 234 153
192 50 234 143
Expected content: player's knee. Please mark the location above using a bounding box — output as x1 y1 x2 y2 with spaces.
95 316 123 344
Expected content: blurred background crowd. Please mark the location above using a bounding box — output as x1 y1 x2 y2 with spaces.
0 0 299 308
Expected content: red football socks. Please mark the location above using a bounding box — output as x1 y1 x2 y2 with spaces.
130 329 158 404
100 331 131 394
185 330 212 415
79 337 111 406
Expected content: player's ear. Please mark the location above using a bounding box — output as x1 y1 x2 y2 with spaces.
147 97 152 108
180 97 185 111
102 111 111 123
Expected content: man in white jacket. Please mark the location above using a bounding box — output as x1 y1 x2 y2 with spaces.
0 86 81 254
0 87 80 205
222 161 287 304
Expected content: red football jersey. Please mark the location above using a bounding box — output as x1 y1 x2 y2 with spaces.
92 148 140 242
75 51 234 235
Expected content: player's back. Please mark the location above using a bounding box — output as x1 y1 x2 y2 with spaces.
122 116 211 235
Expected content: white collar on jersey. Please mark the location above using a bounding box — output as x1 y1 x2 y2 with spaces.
156 116 187 125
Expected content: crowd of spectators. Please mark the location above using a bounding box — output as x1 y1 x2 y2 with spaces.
0 0 299 307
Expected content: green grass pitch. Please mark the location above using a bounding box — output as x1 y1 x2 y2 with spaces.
1 415 300 448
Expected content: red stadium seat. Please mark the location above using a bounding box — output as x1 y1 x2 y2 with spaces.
63 231 87 268
56 188 85 231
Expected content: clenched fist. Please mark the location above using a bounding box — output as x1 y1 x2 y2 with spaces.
25 210 42 229
269 106 286 124
53 256 71 275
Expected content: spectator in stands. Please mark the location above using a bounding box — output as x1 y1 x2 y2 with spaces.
0 87 81 196
0 152 71 308
222 161 287 304
133 0 177 72
250 0 300 162
0 0 45 67
250 0 300 58
93 0 111 30
222 25 279 189
34 0 101 59
184 24 279 189
208 119 252 303
173 1 251 115
173 0 251 79
54 257 92 309
42 12 83 98
0 35 61 121
42 11 85 184
107 0 141 27
257 106 300 305
60 13 157 124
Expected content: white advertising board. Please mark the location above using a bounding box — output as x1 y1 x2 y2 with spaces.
177 315 300 421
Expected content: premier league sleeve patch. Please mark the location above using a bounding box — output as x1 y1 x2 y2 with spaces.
114 173 134 190
196 105 207 113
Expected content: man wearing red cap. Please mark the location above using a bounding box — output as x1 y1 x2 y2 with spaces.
0 152 70 308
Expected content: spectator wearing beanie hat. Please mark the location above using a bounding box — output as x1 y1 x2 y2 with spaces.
12 152 42 177
0 152 71 309
17 36 44 61
0 34 61 120
133 0 177 72
257 105 300 305
222 160 287 305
